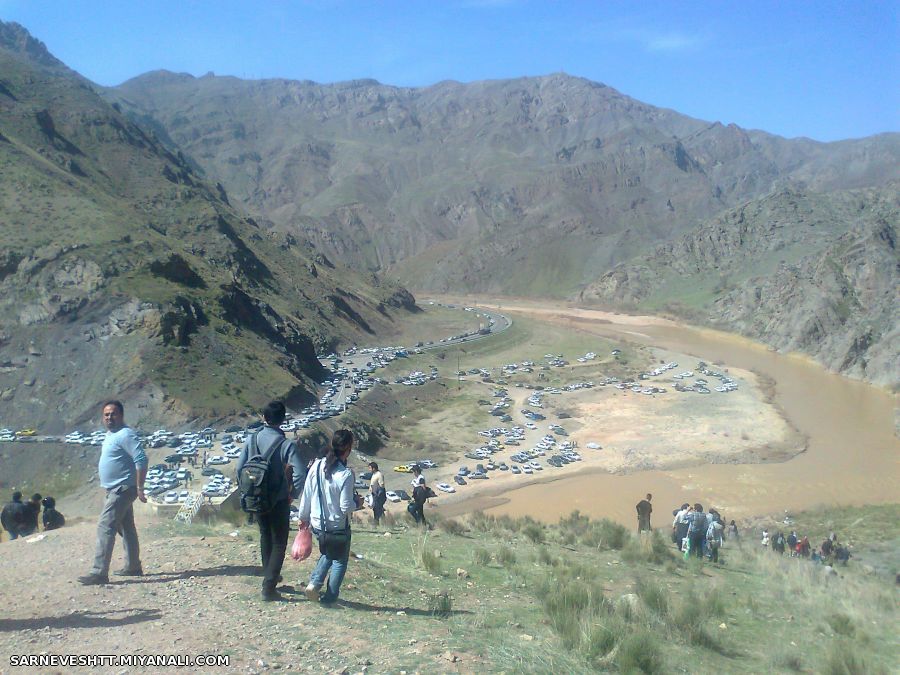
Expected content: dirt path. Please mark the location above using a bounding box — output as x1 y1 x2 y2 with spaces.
0 521 468 674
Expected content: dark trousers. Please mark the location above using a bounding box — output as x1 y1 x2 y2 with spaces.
690 532 705 558
256 499 290 591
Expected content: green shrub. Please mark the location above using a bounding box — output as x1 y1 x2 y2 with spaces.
593 519 629 550
537 548 554 565
428 590 453 618
821 639 880 675
437 518 466 536
669 590 724 653
473 547 492 566
623 531 673 564
585 614 627 663
616 629 665 674
522 522 545 544
826 612 856 637
470 511 496 533
413 537 442 575
496 546 517 567
635 577 669 617
771 650 805 672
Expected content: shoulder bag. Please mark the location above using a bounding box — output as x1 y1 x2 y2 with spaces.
316 460 351 558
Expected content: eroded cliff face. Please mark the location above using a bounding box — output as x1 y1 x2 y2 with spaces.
582 187 899 388
0 22 419 430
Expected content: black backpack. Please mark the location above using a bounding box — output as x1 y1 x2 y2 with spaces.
239 432 288 515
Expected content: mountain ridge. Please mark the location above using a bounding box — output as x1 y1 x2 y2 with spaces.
110 69 900 298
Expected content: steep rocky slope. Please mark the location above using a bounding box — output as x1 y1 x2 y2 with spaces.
0 22 418 431
111 71 900 296
582 187 899 387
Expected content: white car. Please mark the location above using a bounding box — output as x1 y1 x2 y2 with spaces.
586 442 601 450
385 491 401 503
525 422 537 430
164 491 179 504
436 482 456 494
207 455 230 465
528 461 542 471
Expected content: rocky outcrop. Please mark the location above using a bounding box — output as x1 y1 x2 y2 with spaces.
149 254 206 288
218 284 325 380
583 187 900 388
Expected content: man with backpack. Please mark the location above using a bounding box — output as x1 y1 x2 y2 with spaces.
236 401 306 602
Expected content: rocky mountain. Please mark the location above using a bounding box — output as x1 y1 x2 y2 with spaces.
111 71 900 296
0 22 418 431
581 187 899 388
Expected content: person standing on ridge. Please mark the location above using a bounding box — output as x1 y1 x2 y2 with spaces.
78 400 148 585
368 462 386 526
636 493 653 533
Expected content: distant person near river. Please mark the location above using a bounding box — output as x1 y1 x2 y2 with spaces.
636 493 653 533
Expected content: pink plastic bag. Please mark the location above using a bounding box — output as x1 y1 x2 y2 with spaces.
291 524 312 561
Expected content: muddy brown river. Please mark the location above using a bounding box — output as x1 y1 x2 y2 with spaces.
448 303 899 526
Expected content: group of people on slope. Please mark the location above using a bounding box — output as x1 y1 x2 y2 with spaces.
1 491 65 541
671 502 733 563
761 528 850 564
75 398 365 604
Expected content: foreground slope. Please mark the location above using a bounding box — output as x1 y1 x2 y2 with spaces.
0 22 417 431
0 505 895 673
582 186 900 387
112 71 900 296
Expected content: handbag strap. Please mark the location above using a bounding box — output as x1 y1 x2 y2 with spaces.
315 459 349 532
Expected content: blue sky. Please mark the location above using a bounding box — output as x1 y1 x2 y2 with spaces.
1 0 897 141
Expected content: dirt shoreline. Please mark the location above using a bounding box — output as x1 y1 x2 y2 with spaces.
402 296 898 526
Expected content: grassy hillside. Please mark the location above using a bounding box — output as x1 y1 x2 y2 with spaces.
0 22 419 430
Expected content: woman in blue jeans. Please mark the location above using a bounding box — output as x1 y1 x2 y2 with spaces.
297 429 362 604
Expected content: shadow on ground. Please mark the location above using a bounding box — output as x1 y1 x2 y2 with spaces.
111 564 260 585
0 609 162 632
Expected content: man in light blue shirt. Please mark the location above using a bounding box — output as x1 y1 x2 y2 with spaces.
78 400 148 585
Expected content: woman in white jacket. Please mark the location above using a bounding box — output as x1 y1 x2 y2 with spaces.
298 429 362 604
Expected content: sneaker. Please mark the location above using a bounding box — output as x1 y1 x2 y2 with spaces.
304 584 320 602
77 573 109 586
112 568 143 577
261 588 282 602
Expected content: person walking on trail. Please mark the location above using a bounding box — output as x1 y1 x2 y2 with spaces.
78 400 148 585
686 503 707 559
236 401 306 602
368 462 386 526
1 491 29 540
298 429 363 606
636 493 653 533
